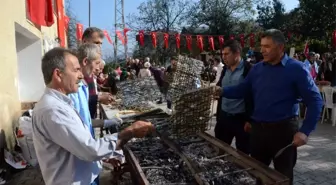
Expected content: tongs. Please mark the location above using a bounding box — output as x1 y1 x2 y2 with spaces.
274 142 294 158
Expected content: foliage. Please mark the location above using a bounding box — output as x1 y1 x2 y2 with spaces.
256 0 286 30
65 1 79 49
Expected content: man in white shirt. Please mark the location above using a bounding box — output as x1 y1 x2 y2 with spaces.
212 57 224 85
32 47 154 185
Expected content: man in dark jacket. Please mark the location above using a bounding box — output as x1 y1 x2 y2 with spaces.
215 40 253 155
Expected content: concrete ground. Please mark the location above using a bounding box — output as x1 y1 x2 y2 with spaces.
6 120 336 185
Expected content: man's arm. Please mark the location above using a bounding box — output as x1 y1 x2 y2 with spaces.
42 108 130 162
296 65 324 136
221 71 252 99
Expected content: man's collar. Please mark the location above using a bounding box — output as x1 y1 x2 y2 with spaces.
45 88 73 106
280 54 289 66
237 59 244 69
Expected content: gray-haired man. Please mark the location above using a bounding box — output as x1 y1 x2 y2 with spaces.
32 47 153 185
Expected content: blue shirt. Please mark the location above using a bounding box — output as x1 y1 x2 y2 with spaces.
221 60 245 114
69 81 95 138
223 54 323 136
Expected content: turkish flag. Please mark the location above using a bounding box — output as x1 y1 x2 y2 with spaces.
123 28 130 44
186 35 192 51
208 36 215 50
249 33 255 47
64 15 70 30
303 41 309 57
218 36 224 49
103 30 113 45
116 30 125 45
56 0 65 47
175 33 181 49
163 33 169 48
76 23 83 41
197 35 204 52
139 30 145 46
27 0 54 27
239 34 245 48
333 30 336 48
151 32 157 48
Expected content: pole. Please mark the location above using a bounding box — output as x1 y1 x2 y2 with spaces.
88 0 91 27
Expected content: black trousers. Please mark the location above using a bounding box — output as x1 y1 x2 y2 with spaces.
215 111 250 154
250 119 298 184
89 95 98 119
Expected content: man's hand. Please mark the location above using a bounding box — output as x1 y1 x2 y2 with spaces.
103 158 122 171
214 86 222 99
244 122 252 133
99 92 113 104
293 132 308 147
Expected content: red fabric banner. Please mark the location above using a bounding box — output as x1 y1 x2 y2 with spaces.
56 0 65 47
186 35 192 51
230 35 235 40
76 23 83 41
116 30 125 45
139 30 145 46
27 0 54 27
208 36 215 50
163 33 169 48
103 30 113 45
175 33 181 49
150 32 157 48
249 33 255 47
197 35 204 52
333 30 336 48
123 28 130 44
218 36 224 49
64 15 70 30
239 34 245 48
287 32 291 40
303 42 309 57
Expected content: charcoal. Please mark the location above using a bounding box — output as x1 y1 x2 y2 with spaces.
195 158 256 185
127 138 195 184
181 142 218 159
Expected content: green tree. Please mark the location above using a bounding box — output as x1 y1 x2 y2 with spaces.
256 0 286 30
65 1 80 49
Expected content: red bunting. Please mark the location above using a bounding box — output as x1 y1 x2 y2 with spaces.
76 23 83 41
163 33 169 48
151 32 157 48
249 33 255 47
303 41 309 57
27 0 54 27
56 0 65 47
175 33 181 49
197 35 204 52
186 35 192 51
333 30 336 48
64 15 70 30
239 34 245 48
287 32 292 40
139 30 145 46
208 36 215 50
123 28 130 44
103 30 113 45
218 36 224 49
116 30 125 45
230 35 235 40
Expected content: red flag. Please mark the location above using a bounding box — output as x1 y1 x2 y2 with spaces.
230 35 235 40
186 35 192 51
151 32 157 48
249 33 255 47
175 33 181 49
163 33 169 48
303 41 309 57
123 28 130 44
139 30 145 46
208 36 215 50
239 34 245 48
56 0 65 47
218 36 224 49
64 15 70 30
287 32 291 40
116 30 125 45
197 35 204 52
103 30 113 45
333 30 336 48
27 0 54 27
76 23 83 41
